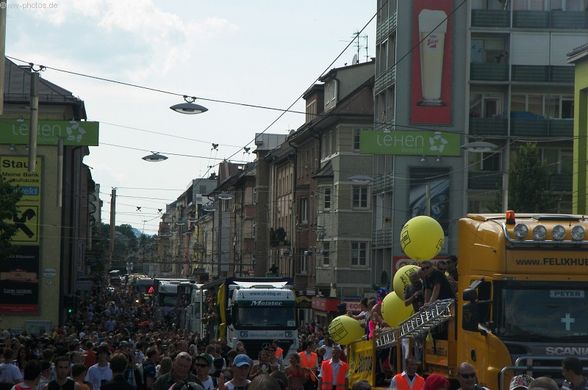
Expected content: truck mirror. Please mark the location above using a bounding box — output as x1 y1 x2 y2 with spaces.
462 301 480 332
463 288 478 302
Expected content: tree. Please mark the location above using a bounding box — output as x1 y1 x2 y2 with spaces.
508 143 556 212
0 175 23 260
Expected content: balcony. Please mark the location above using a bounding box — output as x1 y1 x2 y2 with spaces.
469 117 508 136
549 173 572 192
512 65 574 83
375 66 396 94
510 118 573 137
372 227 392 248
471 9 510 28
468 171 502 190
513 10 588 29
376 11 397 44
373 174 393 192
470 63 509 81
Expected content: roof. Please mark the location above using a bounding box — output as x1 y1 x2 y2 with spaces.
567 43 588 64
3 58 87 119
313 160 333 179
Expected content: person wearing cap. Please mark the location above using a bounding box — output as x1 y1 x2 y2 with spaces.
153 353 200 390
388 357 424 390
193 354 215 390
218 354 251 390
86 346 112 390
318 345 347 390
562 357 588 390
509 374 534 390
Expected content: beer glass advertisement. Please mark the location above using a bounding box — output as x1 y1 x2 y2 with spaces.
408 168 450 232
0 245 40 313
411 0 453 125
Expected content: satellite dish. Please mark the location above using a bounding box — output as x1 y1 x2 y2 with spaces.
352 54 359 65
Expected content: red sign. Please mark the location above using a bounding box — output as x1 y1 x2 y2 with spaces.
410 0 453 125
343 301 362 313
311 297 340 312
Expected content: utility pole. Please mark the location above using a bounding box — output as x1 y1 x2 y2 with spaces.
28 70 39 173
109 188 117 271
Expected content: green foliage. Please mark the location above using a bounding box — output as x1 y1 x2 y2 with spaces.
508 143 556 212
0 176 23 260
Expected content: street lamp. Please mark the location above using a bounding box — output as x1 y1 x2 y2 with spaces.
170 96 208 114
142 151 168 162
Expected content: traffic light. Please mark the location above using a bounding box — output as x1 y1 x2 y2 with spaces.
64 295 76 315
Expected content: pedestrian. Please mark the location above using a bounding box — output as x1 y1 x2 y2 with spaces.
285 354 307 390
152 353 199 390
509 374 533 390
48 356 79 390
218 354 252 390
562 357 588 390
71 364 90 390
36 361 51 390
0 348 24 390
528 377 558 390
388 357 424 390
156 358 171 379
101 354 135 390
10 360 41 390
298 343 317 390
423 374 449 390
456 363 487 390
317 345 347 390
192 354 215 390
86 346 113 390
142 349 159 390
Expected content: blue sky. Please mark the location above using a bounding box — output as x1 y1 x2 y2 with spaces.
6 0 376 234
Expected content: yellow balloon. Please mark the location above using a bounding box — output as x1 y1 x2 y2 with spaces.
400 216 444 260
328 315 365 345
393 264 420 299
381 292 414 327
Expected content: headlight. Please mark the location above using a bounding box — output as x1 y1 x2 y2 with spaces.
552 225 565 241
514 224 528 240
571 225 585 241
533 225 547 241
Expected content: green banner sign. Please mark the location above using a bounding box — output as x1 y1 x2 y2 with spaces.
360 130 461 156
0 119 99 146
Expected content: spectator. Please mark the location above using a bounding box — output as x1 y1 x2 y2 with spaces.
10 360 41 390
36 361 51 390
317 345 347 390
298 343 317 390
101 354 134 390
528 377 559 390
456 363 486 390
249 375 280 390
152 353 199 390
71 365 90 390
388 357 424 390
218 354 252 390
285 354 307 390
509 374 534 390
0 348 24 389
562 357 588 390
142 349 159 390
48 356 80 390
193 354 215 390
86 346 112 390
423 374 449 390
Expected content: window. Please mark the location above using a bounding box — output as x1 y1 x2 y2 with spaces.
324 188 331 210
299 198 308 224
352 186 369 208
353 129 361 151
351 242 368 266
306 99 318 123
322 242 330 266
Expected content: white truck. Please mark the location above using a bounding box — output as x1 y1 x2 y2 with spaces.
216 278 299 359
153 278 189 323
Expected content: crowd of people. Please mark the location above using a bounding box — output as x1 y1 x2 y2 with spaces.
0 267 586 390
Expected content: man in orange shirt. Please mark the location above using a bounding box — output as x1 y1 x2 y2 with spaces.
299 341 318 390
318 345 348 390
389 357 424 390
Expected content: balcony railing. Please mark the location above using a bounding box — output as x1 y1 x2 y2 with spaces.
469 117 508 136
472 9 588 29
512 65 574 83
471 9 510 28
375 65 396 94
376 11 397 44
373 174 393 192
470 63 509 81
373 227 392 248
510 118 573 137
468 172 502 190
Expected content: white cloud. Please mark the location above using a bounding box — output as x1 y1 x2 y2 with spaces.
25 0 238 80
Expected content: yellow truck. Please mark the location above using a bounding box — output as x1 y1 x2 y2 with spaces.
349 212 588 390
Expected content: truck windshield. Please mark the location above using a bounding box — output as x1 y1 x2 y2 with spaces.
159 294 177 307
496 285 588 341
235 306 296 329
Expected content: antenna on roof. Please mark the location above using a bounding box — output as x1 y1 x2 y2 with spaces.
352 54 359 65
